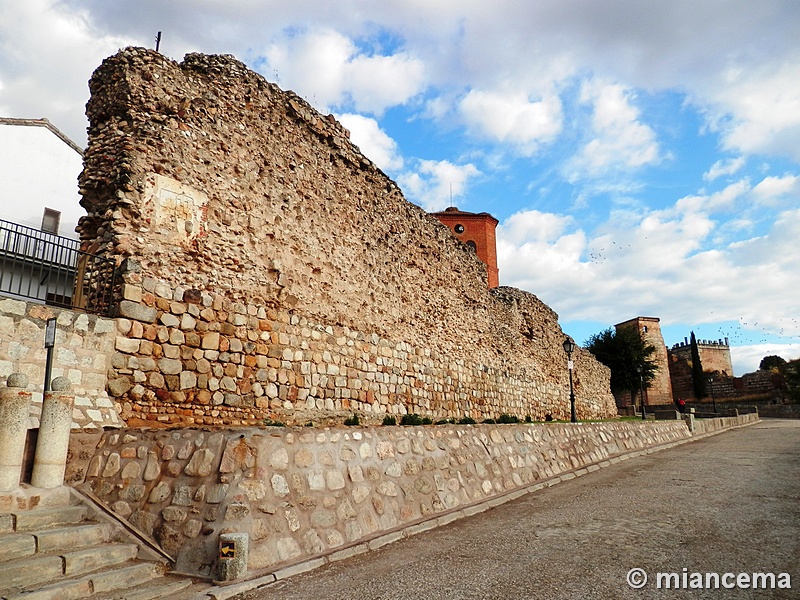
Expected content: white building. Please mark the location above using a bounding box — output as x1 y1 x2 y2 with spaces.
0 117 84 238
1 118 86 307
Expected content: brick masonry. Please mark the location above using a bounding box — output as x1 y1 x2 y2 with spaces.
615 317 673 406
74 47 618 426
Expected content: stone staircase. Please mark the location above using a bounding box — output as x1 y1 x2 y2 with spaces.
0 497 206 600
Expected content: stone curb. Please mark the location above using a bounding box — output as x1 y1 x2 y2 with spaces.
192 417 759 600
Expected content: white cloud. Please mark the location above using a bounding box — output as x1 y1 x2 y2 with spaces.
397 159 480 211
263 29 353 109
346 53 427 115
566 81 660 180
707 62 800 161
751 174 799 206
338 114 404 172
0 0 133 145
457 88 562 155
704 157 745 182
497 210 575 247
262 28 426 115
672 180 751 215
497 202 800 341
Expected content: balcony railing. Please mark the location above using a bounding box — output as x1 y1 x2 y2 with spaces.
0 218 116 315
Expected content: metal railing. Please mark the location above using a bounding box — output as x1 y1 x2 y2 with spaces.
0 218 116 315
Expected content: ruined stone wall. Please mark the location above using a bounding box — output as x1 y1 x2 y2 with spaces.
0 298 122 429
78 48 616 425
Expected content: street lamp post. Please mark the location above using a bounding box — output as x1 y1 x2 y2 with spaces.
708 376 716 413
636 365 646 421
562 338 577 423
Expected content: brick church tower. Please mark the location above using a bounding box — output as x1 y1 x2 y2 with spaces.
431 207 499 288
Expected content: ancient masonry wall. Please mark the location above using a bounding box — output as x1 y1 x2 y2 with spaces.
670 356 781 403
77 48 617 425
0 298 121 429
669 339 734 377
71 421 695 577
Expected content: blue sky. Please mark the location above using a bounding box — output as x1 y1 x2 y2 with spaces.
2 1 798 375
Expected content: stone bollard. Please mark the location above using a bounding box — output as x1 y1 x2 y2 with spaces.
218 532 249 582
683 407 695 434
31 377 74 489
0 373 33 492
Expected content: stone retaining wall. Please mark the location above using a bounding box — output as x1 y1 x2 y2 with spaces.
74 421 695 577
0 298 121 429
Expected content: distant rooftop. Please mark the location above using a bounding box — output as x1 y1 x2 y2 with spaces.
0 117 83 156
430 206 498 222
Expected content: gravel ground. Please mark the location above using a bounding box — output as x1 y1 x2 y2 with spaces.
241 420 799 600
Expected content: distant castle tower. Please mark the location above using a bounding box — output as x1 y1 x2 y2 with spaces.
668 336 734 401
431 207 499 288
669 337 733 376
615 317 673 406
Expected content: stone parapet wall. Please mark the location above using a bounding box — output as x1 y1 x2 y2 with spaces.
688 412 758 435
77 47 617 425
0 298 121 429
74 421 693 577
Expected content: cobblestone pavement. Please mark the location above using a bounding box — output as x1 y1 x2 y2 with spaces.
242 420 799 600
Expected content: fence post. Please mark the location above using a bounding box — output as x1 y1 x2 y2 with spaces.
31 377 74 489
0 373 32 491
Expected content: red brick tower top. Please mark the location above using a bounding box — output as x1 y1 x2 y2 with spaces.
431 207 499 289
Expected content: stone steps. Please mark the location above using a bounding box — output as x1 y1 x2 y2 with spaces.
0 499 201 600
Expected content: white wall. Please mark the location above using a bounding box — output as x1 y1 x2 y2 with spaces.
0 121 84 239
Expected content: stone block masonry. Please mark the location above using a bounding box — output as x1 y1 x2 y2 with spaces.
77 47 617 425
0 298 121 429
110 277 614 426
77 421 696 577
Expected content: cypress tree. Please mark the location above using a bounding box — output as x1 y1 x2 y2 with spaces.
690 331 707 399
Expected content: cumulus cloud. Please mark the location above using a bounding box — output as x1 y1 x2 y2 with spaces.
498 197 800 325
672 180 751 216
0 0 133 145
457 88 563 155
751 174 799 206
338 113 404 172
397 159 480 211
261 28 426 115
704 157 745 182
706 62 800 162
565 81 660 180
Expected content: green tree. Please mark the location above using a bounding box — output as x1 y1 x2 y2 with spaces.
759 355 787 372
690 331 707 399
784 359 800 402
585 327 658 404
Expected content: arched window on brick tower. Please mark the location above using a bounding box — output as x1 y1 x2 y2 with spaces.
430 206 500 289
